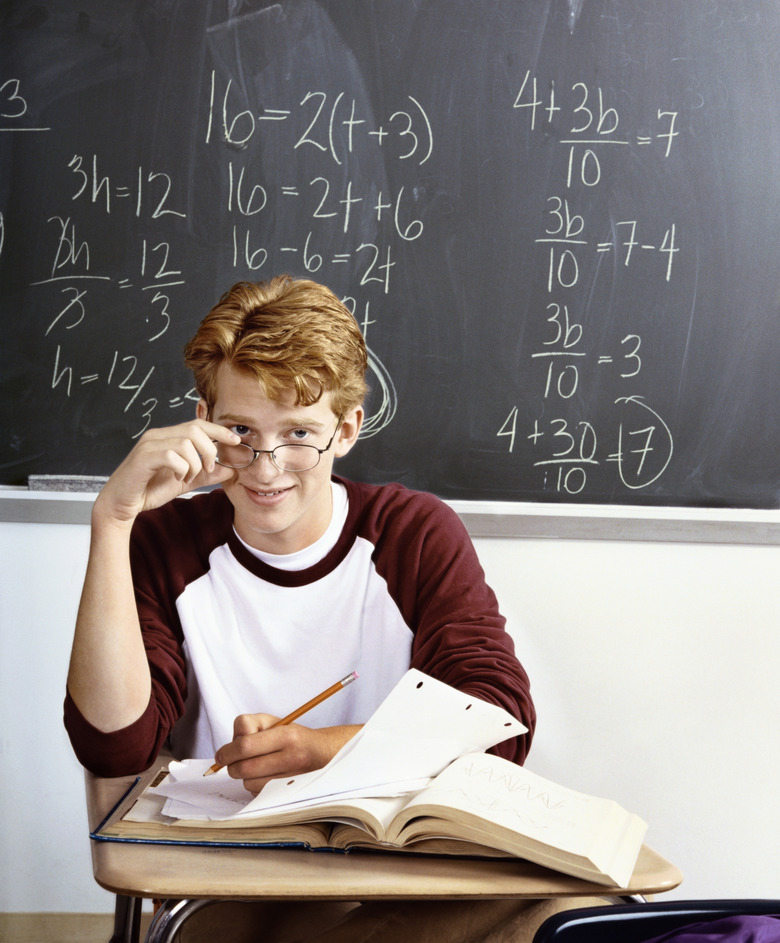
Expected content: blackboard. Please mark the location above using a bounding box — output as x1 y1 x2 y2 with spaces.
2 0 778 508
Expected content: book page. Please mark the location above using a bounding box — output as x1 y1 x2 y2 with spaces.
389 753 617 849
385 753 647 885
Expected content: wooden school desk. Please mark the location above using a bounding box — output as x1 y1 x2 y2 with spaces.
86 769 683 943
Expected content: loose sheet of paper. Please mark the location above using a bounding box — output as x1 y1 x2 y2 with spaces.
149 669 526 821
151 760 430 821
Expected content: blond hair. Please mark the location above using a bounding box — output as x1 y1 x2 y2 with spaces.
184 276 368 415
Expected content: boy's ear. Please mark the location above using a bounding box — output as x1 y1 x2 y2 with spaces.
334 406 364 457
196 399 208 420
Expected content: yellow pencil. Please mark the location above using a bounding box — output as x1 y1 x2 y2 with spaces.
203 670 359 776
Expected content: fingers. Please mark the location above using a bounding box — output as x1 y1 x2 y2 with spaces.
216 714 286 776
140 419 237 482
216 719 320 795
97 419 241 522
233 712 278 737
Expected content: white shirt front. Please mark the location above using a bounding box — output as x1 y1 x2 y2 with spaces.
169 482 412 757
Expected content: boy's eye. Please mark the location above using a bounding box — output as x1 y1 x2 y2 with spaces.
229 424 251 437
289 428 310 441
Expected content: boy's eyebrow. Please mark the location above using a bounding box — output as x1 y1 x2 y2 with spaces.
213 411 329 430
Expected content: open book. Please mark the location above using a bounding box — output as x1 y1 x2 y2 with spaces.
94 751 647 887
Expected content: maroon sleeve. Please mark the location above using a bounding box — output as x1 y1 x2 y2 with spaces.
354 482 536 764
63 688 176 778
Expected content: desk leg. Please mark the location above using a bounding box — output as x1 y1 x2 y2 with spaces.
109 894 143 943
144 899 221 943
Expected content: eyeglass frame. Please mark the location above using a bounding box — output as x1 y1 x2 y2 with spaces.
214 414 344 471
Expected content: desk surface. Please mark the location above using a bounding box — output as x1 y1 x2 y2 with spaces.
87 769 683 902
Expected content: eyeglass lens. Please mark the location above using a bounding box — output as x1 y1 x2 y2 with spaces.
216 443 321 471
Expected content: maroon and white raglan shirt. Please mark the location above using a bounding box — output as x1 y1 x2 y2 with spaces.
64 477 535 777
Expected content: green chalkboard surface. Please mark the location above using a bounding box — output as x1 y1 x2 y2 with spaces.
1 0 778 507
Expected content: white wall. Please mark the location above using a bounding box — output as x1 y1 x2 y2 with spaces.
477 536 780 902
1 513 779 912
0 519 108 911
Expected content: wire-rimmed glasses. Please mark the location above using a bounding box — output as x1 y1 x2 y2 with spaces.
214 416 342 472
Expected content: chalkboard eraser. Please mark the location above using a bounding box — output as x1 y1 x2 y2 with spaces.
28 475 109 493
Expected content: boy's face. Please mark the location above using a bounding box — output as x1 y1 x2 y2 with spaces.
198 363 362 555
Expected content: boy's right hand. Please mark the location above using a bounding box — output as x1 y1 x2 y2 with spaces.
93 419 242 527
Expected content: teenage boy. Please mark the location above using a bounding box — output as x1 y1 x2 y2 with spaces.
65 276 596 942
